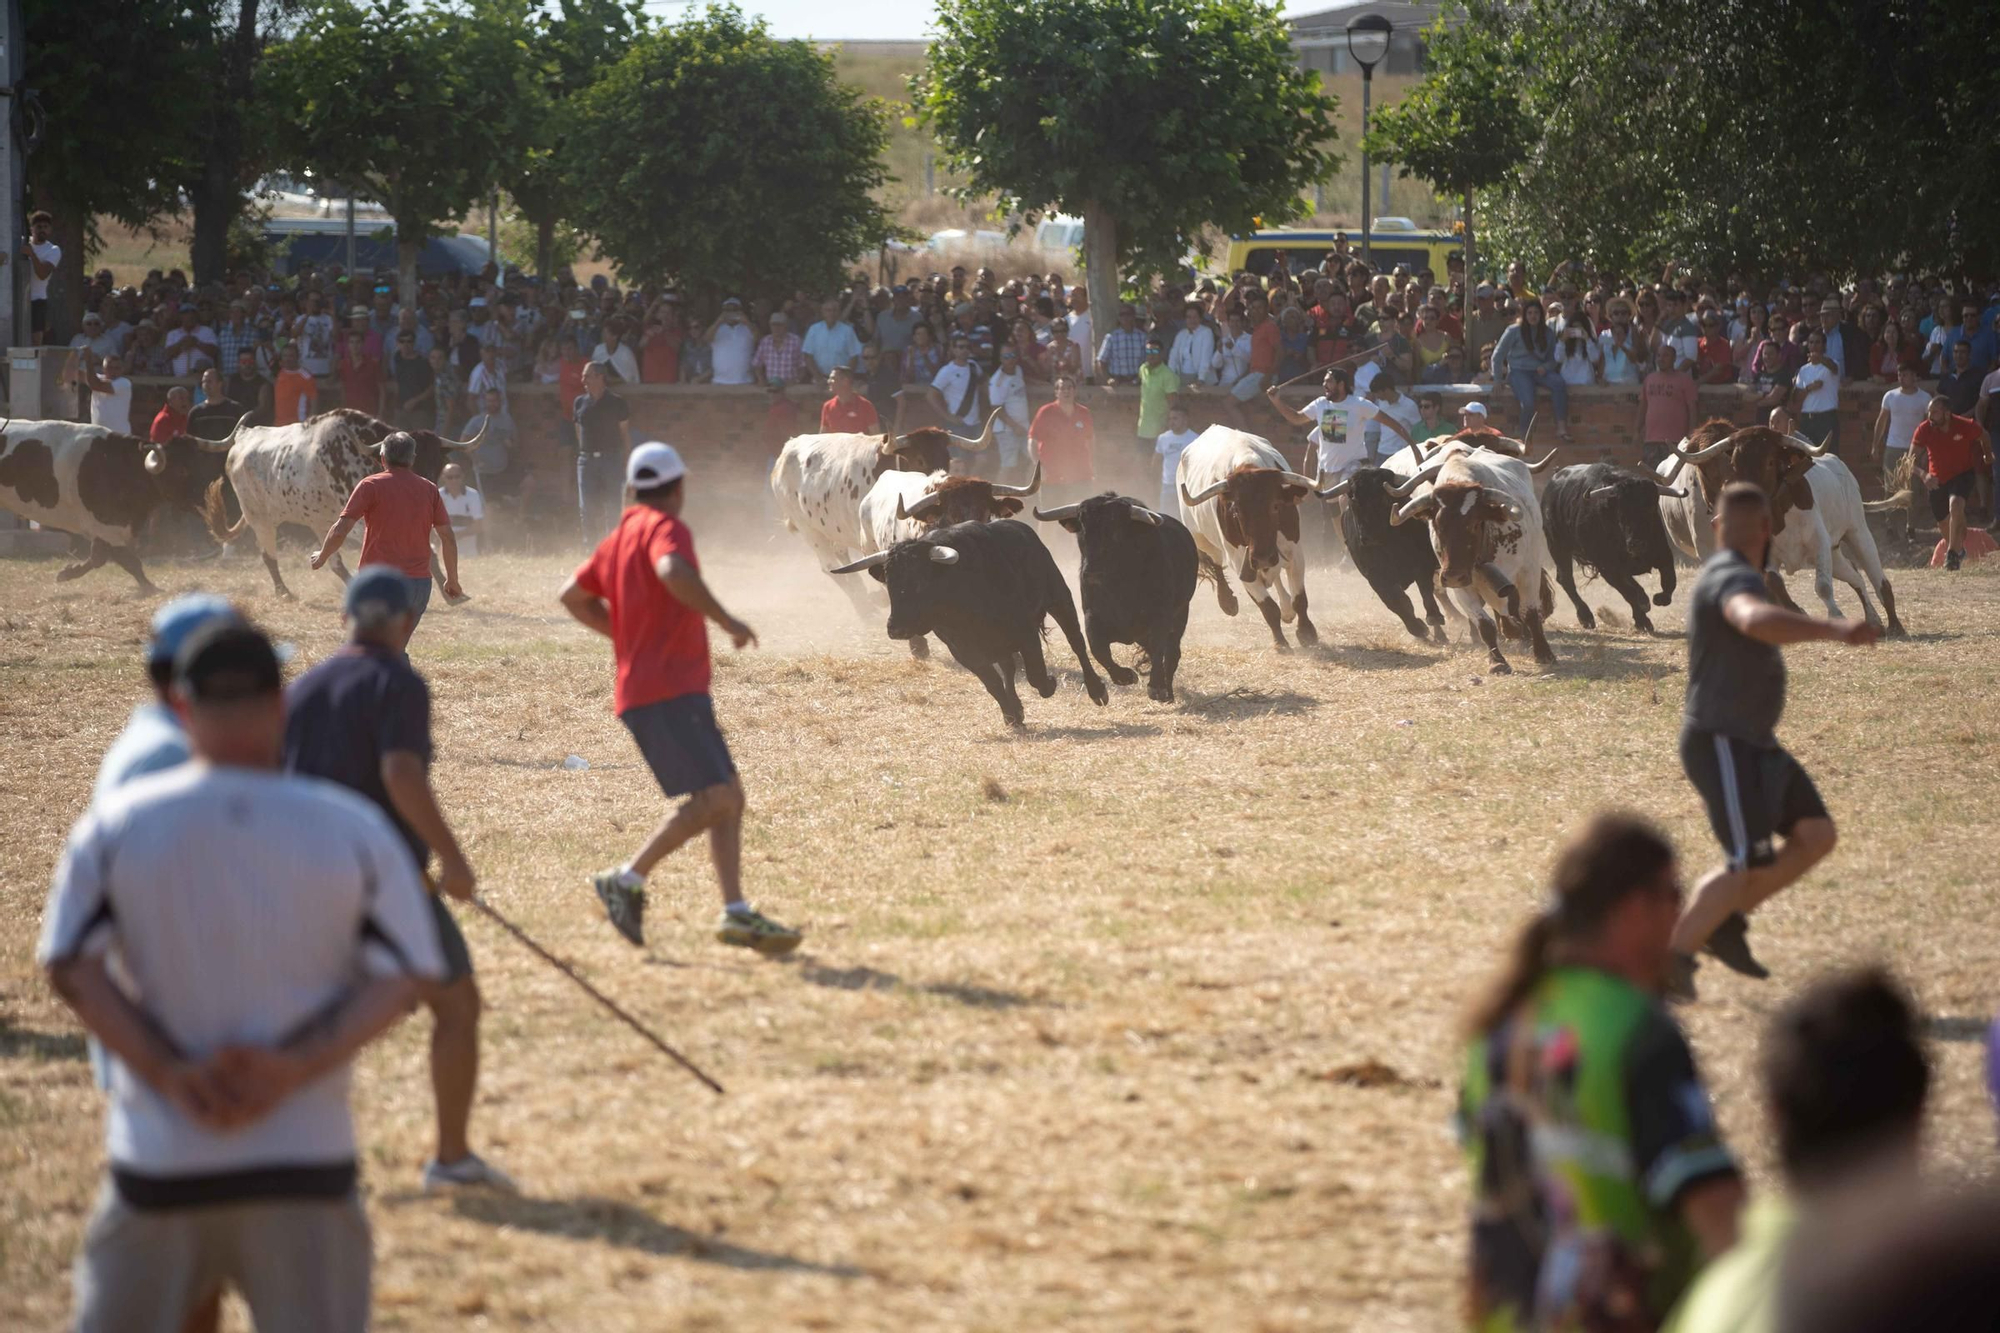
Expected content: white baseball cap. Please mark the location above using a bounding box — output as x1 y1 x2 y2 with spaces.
627 441 686 488
1461 401 1488 417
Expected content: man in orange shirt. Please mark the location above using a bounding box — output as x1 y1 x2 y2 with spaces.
273 341 319 427
1910 396 1995 569
310 431 462 635
148 386 192 444
1221 290 1280 429
819 365 880 434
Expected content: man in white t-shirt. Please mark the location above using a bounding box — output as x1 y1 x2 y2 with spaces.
706 298 756 386
1266 366 1415 479
1064 288 1092 381
438 463 486 557
1789 331 1842 454
988 343 1031 479
24 209 59 345
1153 400 1201 514
928 333 986 431
1166 304 1217 385
1871 364 1932 468
297 292 336 376
1368 371 1424 462
71 351 135 434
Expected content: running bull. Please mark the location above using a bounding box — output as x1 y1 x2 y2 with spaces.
828 518 1109 726
1033 493 1198 702
1175 426 1320 651
857 463 1043 658
1542 463 1686 632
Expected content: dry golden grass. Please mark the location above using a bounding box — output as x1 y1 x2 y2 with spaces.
2 503 1998 1331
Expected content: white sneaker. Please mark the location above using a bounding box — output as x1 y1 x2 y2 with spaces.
422 1153 519 1193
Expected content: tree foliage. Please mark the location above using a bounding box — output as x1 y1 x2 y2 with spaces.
564 4 891 299
262 0 528 298
914 0 1338 326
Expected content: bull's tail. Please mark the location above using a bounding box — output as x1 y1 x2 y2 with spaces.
202 477 248 545
768 455 798 532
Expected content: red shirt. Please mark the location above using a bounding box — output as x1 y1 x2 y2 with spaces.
642 335 679 385
1913 414 1985 483
820 394 880 434
573 507 711 713
339 467 449 577
1249 318 1280 375
1696 335 1734 381
338 349 381 414
1640 370 1698 444
149 405 188 444
1029 401 1095 484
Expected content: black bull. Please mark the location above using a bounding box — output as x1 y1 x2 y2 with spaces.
831 518 1109 726
1320 467 1448 642
1033 493 1198 703
1542 463 1682 632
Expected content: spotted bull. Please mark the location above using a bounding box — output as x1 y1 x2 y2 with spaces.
1390 445 1556 674
1542 463 1686 632
828 518 1108 727
1175 426 1320 651
1033 493 1199 702
204 408 482 598
0 418 236 593
771 410 1002 621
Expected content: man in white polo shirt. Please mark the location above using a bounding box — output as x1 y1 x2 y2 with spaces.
40 621 443 1333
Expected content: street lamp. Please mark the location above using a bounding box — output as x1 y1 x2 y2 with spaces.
1346 12 1393 269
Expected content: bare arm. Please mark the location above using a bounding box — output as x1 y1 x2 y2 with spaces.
658 553 756 649
1264 388 1311 425
1871 407 1890 459
47 958 222 1124
435 524 460 596
381 751 472 899
310 514 360 569
25 244 54 279
208 974 421 1127
1380 409 1416 447
558 575 613 638
1723 591 1877 646
1678 1175 1745 1261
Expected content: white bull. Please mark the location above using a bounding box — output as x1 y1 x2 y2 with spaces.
1176 426 1320 650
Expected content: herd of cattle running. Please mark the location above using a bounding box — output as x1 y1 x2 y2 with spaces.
0 402 1910 724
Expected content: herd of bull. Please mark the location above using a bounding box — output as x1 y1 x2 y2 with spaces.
768 413 1911 723
0 403 1908 726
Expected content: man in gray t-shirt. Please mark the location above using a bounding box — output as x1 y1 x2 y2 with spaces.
1671 482 1877 1001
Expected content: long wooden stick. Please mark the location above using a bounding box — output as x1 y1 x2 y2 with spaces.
1268 343 1385 393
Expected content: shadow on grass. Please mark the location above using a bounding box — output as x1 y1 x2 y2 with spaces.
1924 1014 1992 1044
0 1019 87 1062
447 1193 869 1277
1309 641 1442 672
782 955 1046 1009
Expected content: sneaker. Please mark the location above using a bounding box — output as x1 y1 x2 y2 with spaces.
1947 548 1963 572
422 1153 518 1193
1702 911 1770 980
590 869 646 946
716 907 803 956
1665 952 1700 1005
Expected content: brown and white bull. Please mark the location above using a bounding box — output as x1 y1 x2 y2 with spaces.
770 410 1001 619
1175 426 1321 650
204 407 482 598
1389 444 1556 674
0 418 237 593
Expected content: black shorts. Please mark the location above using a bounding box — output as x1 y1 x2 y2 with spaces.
621 693 736 797
29 298 46 337
1930 469 1977 521
1681 728 1828 871
430 894 474 982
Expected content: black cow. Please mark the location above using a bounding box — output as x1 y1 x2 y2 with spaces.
1318 466 1448 642
1033 493 1198 702
829 518 1109 726
1543 463 1685 632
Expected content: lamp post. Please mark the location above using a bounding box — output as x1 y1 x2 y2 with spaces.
1346 13 1392 270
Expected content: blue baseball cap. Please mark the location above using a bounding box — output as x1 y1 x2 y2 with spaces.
344 565 414 620
147 594 237 665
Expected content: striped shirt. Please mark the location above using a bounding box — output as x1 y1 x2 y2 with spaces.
39 764 444 1187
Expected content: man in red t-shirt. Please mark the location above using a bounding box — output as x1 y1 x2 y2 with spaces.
1911 395 1995 569
310 431 462 633
149 386 191 444
1028 374 1096 502
558 442 801 955
338 328 383 415
819 366 879 434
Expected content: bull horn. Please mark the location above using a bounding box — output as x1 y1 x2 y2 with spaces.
990 461 1042 498
1316 476 1352 499
828 551 890 575
1783 432 1830 457
1588 485 1618 499
1387 462 1445 498
1032 502 1084 522
1277 470 1317 490
1127 505 1163 526
441 416 488 451
143 446 166 475
1673 431 1736 464
1483 436 1527 457
928 544 960 564
1391 494 1437 526
1654 481 1687 498
1181 478 1229 507
1525 449 1560 473
897 489 944 522
946 407 1001 453
187 408 254 453
1863 491 1912 513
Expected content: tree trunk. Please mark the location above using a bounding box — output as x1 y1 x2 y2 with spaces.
1081 198 1119 382
535 212 554 280
189 0 261 285
45 203 87 349
1462 190 1477 379
398 236 420 308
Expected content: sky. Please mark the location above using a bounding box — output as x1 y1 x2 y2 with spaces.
649 0 1320 43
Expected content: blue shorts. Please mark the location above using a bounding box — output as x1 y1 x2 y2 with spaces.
621 693 736 797
404 574 433 627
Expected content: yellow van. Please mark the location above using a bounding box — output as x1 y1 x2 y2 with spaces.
1221 223 1461 281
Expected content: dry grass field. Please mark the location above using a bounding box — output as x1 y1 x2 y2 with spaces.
2 501 1998 1331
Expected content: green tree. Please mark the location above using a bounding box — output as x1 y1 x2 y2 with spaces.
23 0 205 336
564 4 891 299
497 0 645 279
1364 17 1535 290
914 0 1338 342
177 0 305 286
262 0 529 302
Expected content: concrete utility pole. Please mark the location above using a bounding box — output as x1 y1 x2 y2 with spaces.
0 0 25 348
